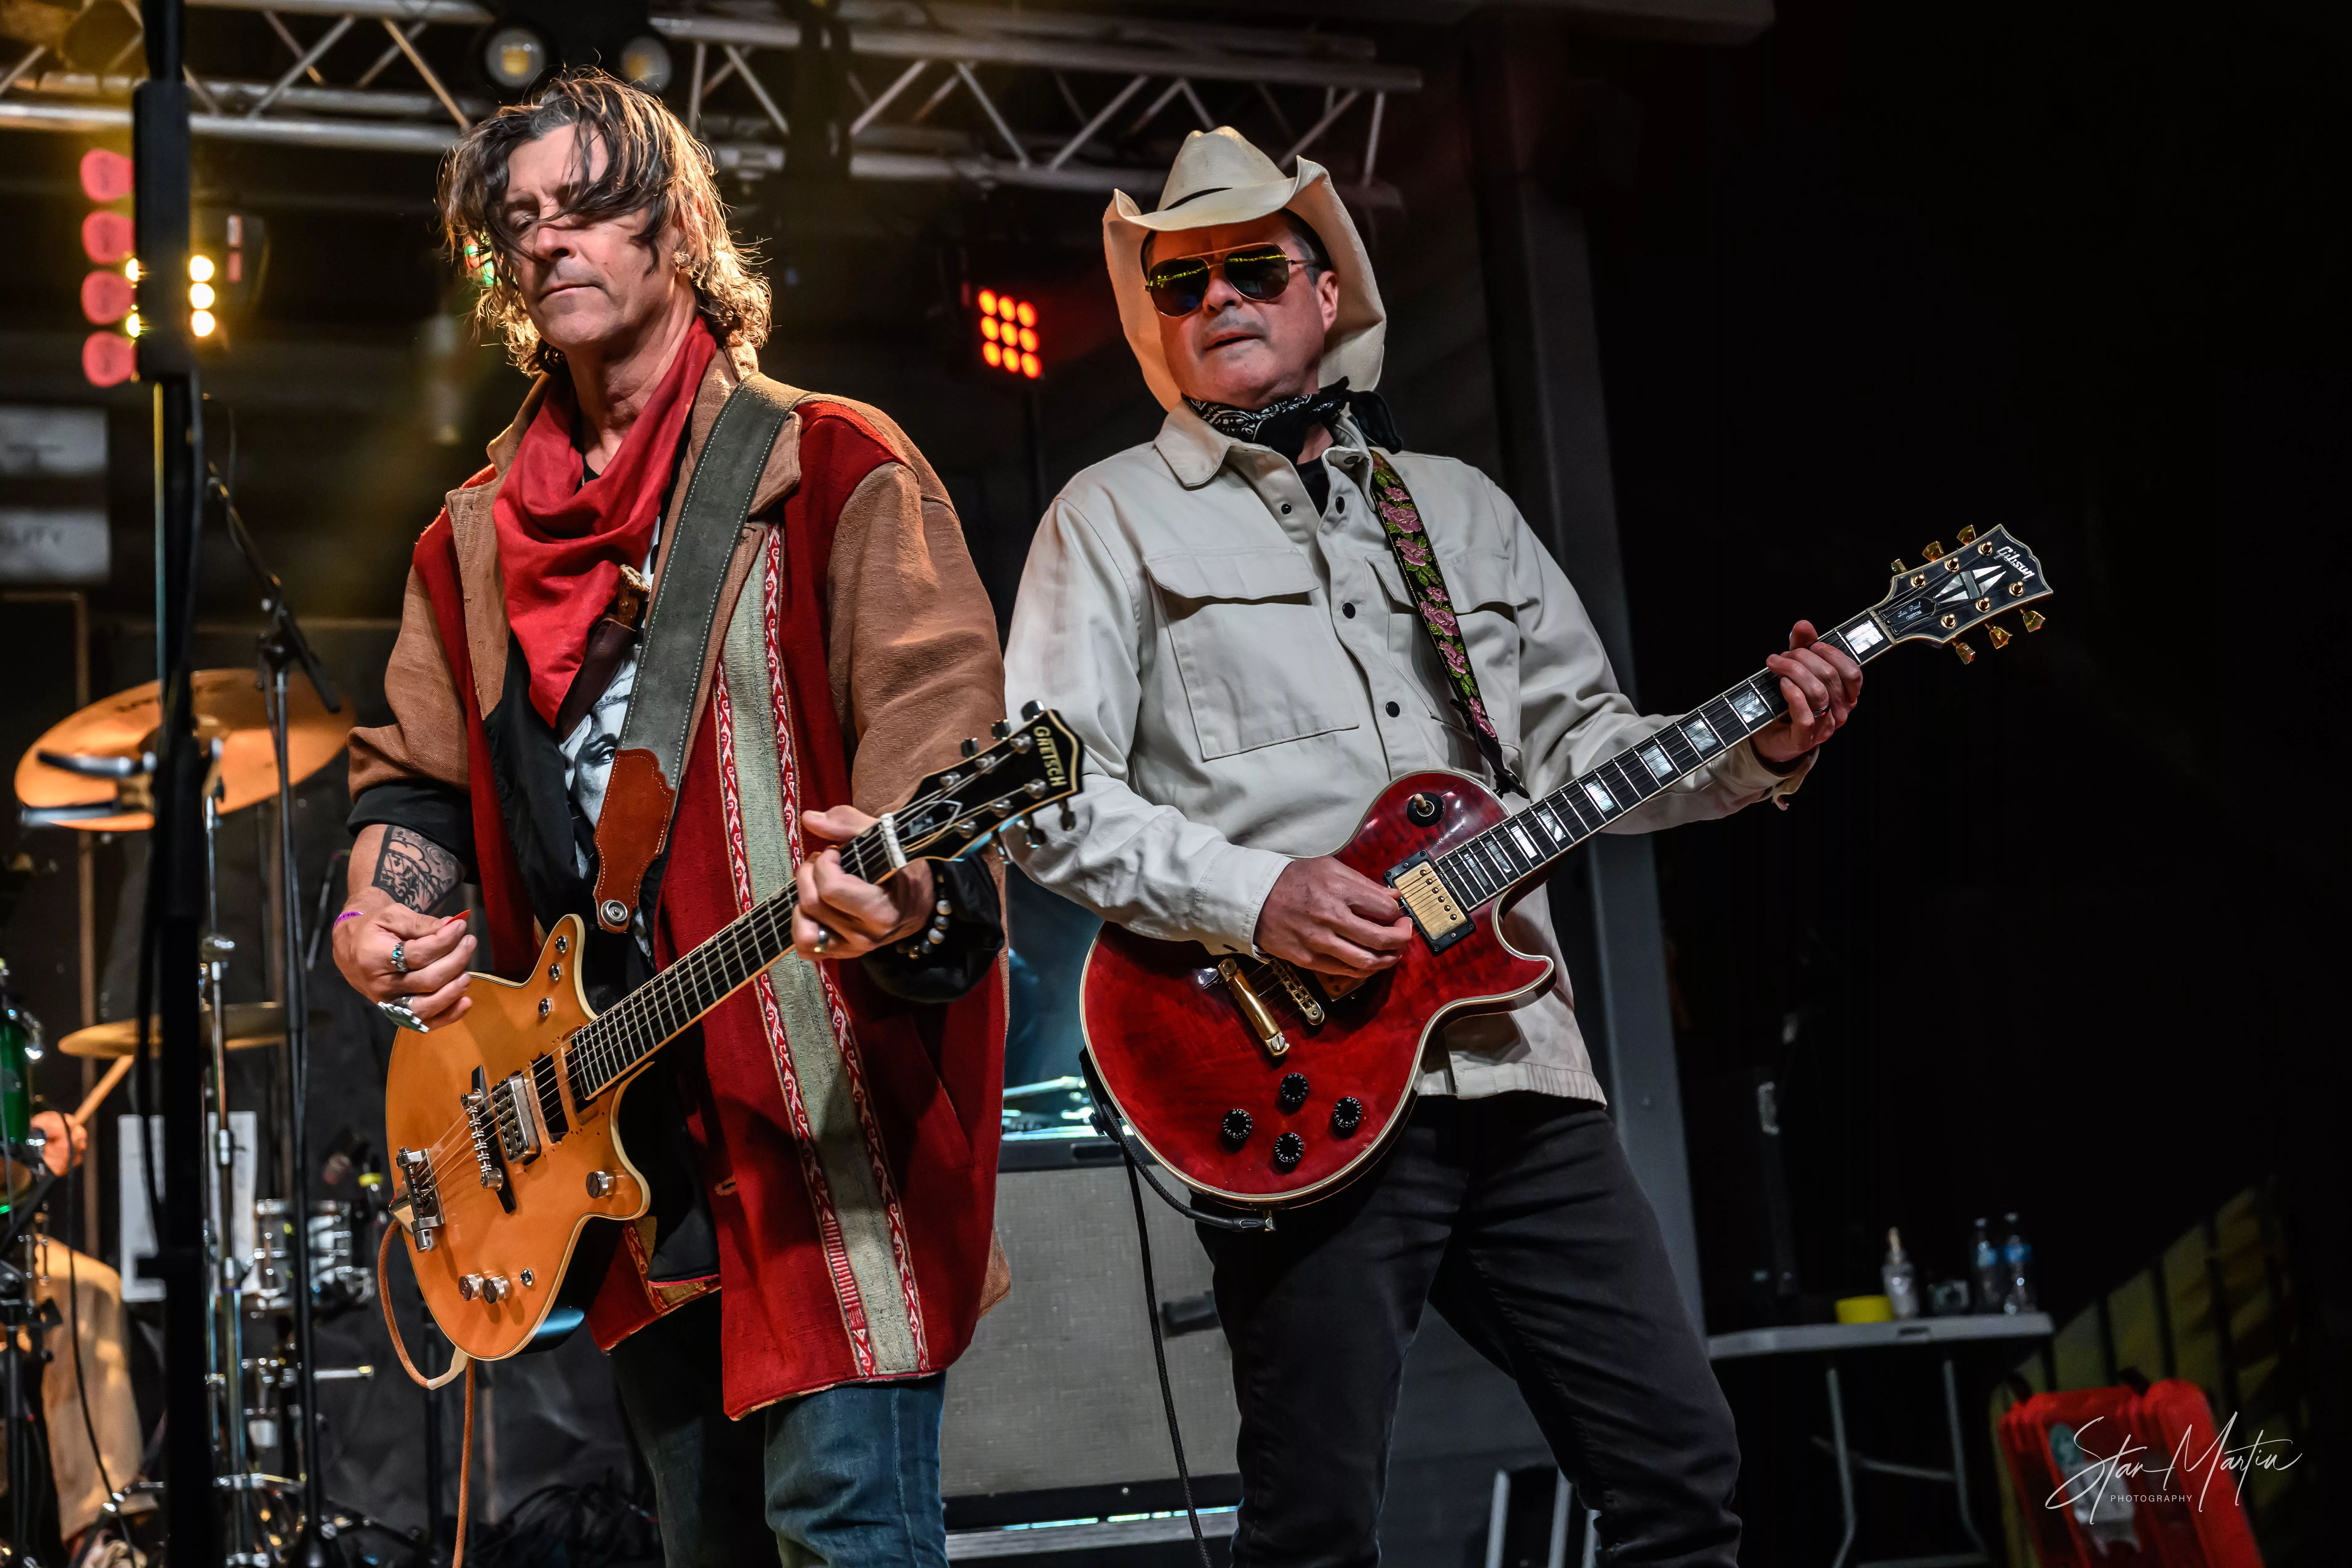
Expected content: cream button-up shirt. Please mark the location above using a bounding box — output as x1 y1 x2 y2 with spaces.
1003 404 1809 1101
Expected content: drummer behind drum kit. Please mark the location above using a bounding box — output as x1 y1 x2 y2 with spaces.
14 665 379 1563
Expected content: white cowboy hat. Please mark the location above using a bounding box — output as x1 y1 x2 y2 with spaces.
1104 126 1386 411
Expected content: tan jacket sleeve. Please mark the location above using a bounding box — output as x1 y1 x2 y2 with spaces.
347 560 471 800
824 458 1006 817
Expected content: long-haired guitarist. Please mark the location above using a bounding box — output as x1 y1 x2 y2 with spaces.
1002 127 1864 1566
336 70 1009 1566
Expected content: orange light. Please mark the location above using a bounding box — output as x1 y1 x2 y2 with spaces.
982 341 1003 368
977 288 997 314
998 297 1018 321
1002 352 1022 375
1017 301 1037 328
1018 327 1038 352
1020 352 1040 378
982 317 1000 342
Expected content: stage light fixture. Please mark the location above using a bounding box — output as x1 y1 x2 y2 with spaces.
80 269 134 325
191 310 217 338
122 258 141 283
188 254 214 283
619 34 672 93
78 149 133 205
124 311 142 339
189 282 216 310
973 288 1045 379
82 211 133 266
483 25 549 89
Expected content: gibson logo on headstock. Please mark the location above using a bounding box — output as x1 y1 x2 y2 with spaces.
1995 544 2038 582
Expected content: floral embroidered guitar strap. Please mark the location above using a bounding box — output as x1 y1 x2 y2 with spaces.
1365 452 1527 797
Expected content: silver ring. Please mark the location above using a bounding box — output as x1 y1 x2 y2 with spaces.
390 940 408 975
812 924 834 955
377 997 429 1034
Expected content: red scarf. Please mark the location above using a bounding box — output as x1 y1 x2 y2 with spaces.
494 319 718 729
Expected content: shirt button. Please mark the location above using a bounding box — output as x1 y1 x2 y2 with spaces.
1384 701 1401 718
1280 503 1293 514
1342 602 1356 619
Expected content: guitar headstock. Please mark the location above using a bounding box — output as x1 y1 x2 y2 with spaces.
888 704 1085 862
1865 526 2053 663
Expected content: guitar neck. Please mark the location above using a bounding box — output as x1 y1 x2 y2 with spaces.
563 820 906 1105
1430 610 1898 908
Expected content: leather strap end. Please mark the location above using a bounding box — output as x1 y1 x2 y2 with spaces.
591 747 677 932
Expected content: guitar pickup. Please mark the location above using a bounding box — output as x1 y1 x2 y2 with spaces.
495 1071 545 1165
1216 958 1290 1059
1389 853 1472 953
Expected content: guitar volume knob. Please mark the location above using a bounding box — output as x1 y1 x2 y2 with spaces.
1278 1073 1310 1113
1220 1109 1252 1146
586 1170 616 1198
1331 1097 1364 1136
1272 1132 1305 1171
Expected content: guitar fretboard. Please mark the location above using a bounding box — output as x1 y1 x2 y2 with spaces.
563 826 898 1105
1429 614 1894 910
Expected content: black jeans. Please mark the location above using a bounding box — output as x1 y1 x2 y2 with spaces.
1200 1094 1740 1568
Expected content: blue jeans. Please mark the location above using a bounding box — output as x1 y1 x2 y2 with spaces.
611 1292 948 1567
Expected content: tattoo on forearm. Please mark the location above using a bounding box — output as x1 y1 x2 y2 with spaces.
373 827 463 914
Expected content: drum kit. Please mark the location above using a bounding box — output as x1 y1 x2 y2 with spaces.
11 659 374 1565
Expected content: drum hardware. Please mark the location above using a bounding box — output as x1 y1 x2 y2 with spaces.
13 485 352 1562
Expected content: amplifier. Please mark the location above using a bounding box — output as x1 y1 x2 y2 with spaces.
940 1139 1240 1499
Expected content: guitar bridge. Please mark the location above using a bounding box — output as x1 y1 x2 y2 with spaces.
1389 854 1472 953
395 1147 443 1251
1263 958 1326 1025
464 1067 516 1213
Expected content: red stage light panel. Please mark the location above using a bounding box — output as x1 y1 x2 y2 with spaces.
79 149 132 205
975 290 1043 379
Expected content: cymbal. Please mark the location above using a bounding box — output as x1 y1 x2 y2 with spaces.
15 670 350 832
59 1002 287 1059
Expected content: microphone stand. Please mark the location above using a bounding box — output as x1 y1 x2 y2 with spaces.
213 472 343 1567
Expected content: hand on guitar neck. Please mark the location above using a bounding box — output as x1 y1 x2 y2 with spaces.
792 804 937 961
1755 619 1865 764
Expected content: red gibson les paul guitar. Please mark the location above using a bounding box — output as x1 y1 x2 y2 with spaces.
1081 529 2051 1206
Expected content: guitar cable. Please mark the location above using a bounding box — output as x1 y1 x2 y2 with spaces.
1079 1051 1272 1568
376 1224 477 1567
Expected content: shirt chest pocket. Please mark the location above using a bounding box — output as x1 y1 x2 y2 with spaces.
1365 546 1523 742
1145 548 1362 761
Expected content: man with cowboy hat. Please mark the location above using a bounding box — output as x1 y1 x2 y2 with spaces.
1003 127 1864 1564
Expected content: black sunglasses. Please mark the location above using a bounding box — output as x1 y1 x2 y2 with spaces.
1143 245 1323 318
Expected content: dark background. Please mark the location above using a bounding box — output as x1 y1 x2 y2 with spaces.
2 1 2343 1562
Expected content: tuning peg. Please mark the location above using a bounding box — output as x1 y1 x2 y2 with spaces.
1953 640 1976 665
1020 820 1047 849
960 738 978 758
1889 557 1906 573
990 720 1011 739
1988 625 2012 650
1021 700 1042 721
1955 525 1978 545
1922 542 1946 562
2022 610 2045 633
1059 800 1078 830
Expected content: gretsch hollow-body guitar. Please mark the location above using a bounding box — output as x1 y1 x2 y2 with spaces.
1081 529 2052 1206
384 708 1082 1361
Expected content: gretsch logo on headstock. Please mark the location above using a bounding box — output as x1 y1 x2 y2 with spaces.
1031 725 1070 790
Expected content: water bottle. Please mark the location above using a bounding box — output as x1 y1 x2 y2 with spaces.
1971 1218 2004 1312
2001 1211 2037 1313
1881 1227 1920 1320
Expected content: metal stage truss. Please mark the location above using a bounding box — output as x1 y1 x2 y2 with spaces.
0 0 1421 199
